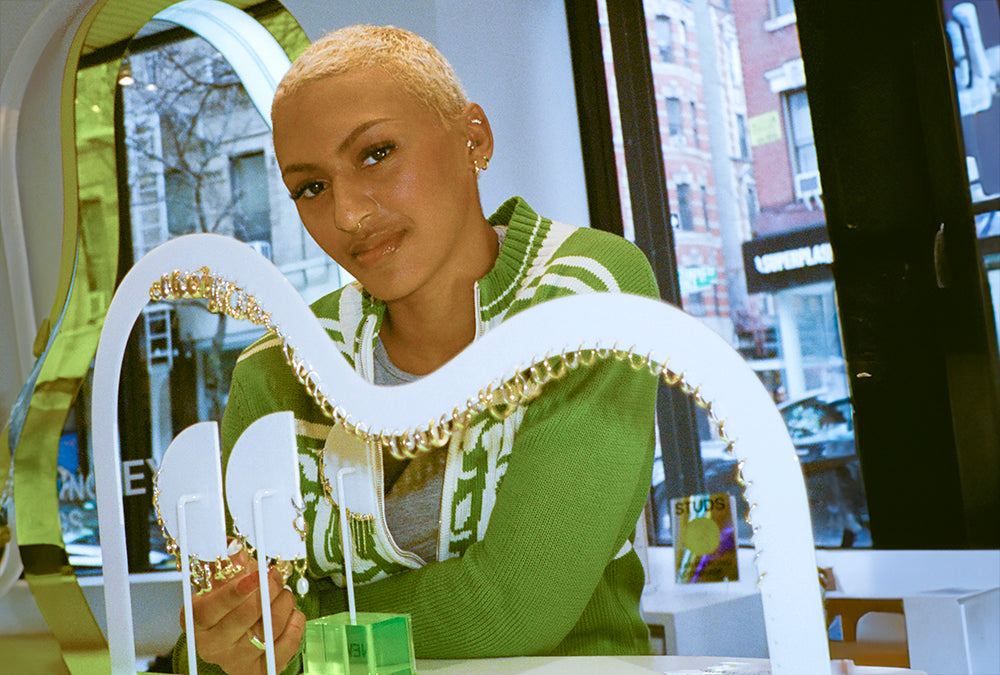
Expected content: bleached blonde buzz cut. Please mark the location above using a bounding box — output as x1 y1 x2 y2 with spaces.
272 24 469 122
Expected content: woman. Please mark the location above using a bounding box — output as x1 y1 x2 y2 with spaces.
177 24 659 674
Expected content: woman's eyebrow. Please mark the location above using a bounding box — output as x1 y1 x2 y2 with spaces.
281 118 393 176
281 162 320 176
338 118 391 153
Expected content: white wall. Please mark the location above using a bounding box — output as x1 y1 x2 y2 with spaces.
0 1 47 84
433 1 589 226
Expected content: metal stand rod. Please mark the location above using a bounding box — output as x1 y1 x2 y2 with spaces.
336 468 358 624
253 488 277 675
177 494 201 675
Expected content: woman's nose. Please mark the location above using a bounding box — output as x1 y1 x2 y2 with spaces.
332 177 378 233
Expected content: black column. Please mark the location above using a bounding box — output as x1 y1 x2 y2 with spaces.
564 0 625 237
796 0 1000 548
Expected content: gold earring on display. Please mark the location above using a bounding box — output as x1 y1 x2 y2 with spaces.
152 483 244 595
292 498 311 595
474 156 491 176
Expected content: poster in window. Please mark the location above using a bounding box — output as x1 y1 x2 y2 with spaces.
670 492 739 583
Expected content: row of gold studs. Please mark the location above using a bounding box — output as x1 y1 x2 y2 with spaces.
147 268 748 523
149 267 273 328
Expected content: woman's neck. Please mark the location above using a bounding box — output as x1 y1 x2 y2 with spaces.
379 219 499 375
379 287 476 375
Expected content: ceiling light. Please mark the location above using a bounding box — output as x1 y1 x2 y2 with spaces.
118 58 135 86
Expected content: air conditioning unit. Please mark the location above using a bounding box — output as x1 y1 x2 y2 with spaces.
794 171 822 207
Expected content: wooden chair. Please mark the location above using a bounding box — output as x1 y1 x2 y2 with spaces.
825 596 910 668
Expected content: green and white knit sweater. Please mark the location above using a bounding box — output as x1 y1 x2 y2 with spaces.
188 197 658 669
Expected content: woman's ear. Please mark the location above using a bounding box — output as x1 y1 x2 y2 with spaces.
462 103 493 172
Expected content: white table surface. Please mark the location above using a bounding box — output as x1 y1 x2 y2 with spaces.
813 549 1000 599
416 655 926 674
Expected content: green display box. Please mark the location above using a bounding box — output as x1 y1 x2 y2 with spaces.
303 612 416 675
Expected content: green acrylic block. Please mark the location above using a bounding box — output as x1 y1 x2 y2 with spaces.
303 612 416 675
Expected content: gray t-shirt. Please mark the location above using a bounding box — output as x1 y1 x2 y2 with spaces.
374 338 443 562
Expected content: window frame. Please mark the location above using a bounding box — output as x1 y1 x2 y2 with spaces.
568 0 1000 550
665 96 684 143
655 14 674 63
676 182 694 231
782 88 820 202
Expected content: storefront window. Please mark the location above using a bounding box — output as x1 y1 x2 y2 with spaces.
61 10 323 572
599 0 869 548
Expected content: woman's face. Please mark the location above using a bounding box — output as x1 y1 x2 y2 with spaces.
272 68 490 304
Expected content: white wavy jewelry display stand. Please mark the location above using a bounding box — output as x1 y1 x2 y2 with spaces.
92 234 830 675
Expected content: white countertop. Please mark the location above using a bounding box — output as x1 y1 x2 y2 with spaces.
416 655 926 674
813 549 1000 598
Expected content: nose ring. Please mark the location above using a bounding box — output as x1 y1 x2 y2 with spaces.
337 217 364 234
345 196 380 233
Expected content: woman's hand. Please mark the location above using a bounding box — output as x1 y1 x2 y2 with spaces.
181 550 306 674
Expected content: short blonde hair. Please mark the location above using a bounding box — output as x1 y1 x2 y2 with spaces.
273 25 468 122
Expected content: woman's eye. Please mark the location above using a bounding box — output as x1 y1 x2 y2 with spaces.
290 181 326 201
361 143 395 167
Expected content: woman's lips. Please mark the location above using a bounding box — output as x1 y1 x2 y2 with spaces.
351 229 404 266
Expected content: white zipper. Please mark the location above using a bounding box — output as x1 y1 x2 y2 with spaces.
434 301 487 560
473 281 484 340
357 314 378 381
368 439 425 568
